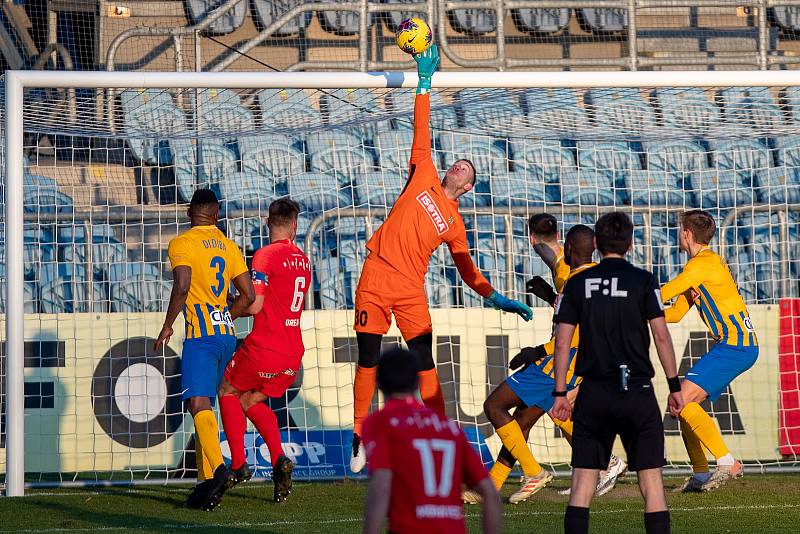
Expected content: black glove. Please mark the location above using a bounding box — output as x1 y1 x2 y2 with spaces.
509 345 548 371
526 276 557 306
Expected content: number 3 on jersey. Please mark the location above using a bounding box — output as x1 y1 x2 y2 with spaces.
210 256 226 297
291 276 306 312
412 438 455 497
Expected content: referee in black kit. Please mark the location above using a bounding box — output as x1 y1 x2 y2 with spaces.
550 212 684 534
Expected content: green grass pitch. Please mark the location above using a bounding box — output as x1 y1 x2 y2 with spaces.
1 475 799 533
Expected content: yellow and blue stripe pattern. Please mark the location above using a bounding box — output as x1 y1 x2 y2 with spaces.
168 225 249 340
662 248 757 347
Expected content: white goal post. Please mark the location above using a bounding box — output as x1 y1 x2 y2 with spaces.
5 69 800 497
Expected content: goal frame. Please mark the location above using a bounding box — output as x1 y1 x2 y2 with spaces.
6 69 800 496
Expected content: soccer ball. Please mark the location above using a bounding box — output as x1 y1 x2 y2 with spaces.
396 18 432 55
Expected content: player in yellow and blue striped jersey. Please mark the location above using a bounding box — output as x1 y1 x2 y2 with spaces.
661 209 758 493
154 189 255 511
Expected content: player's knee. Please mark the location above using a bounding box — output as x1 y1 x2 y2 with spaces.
406 332 434 371
186 396 210 415
356 332 382 368
239 392 256 412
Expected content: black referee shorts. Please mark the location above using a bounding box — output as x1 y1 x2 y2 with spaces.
571 379 666 472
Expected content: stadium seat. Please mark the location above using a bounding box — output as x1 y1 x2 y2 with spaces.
629 169 692 207
773 6 800 31
218 171 275 210
512 139 576 185
718 88 785 132
239 135 306 179
258 89 321 139
382 0 427 32
251 0 312 36
58 227 127 280
653 88 722 135
120 89 187 165
692 169 756 209
460 89 525 137
0 265 37 313
40 263 104 313
316 256 359 309
462 235 506 307
426 263 455 307
769 136 800 203
578 8 627 32
511 8 570 33
108 263 161 282
521 89 589 136
448 4 496 35
650 223 682 283
111 274 172 312
644 139 708 205
375 128 415 174
586 89 656 136
307 131 374 181
784 87 800 124
317 4 374 35
321 89 382 142
440 131 510 178
288 171 348 212
389 89 459 132
200 88 254 140
167 138 238 203
353 171 404 208
185 0 247 34
562 169 617 206
577 141 642 204
708 135 770 197
23 188 74 214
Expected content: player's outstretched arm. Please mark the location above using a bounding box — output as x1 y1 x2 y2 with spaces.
155 265 191 350
409 45 438 166
649 316 684 417
660 261 702 303
362 469 392 534
550 322 576 422
229 271 256 320
474 478 502 534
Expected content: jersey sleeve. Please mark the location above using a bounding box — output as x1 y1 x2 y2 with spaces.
447 230 494 298
644 273 666 320
167 237 191 270
460 431 489 488
553 278 580 325
553 254 571 293
362 414 391 471
228 242 249 280
664 291 693 323
250 248 271 297
660 257 703 303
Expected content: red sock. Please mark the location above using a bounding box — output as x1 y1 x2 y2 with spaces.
418 368 445 417
353 365 377 437
246 402 283 467
219 394 247 470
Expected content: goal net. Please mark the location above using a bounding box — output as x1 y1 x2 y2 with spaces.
2 71 800 493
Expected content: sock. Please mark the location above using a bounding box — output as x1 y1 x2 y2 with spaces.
679 402 730 461
553 417 574 444
246 402 283 467
195 437 213 482
219 394 247 470
496 420 541 477
717 453 735 467
489 462 513 490
679 418 709 475
644 511 670 534
694 472 712 483
193 410 224 472
353 365 377 437
418 368 446 417
564 505 590 534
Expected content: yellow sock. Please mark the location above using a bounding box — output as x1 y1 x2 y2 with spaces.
496 420 541 477
553 417 573 445
680 419 710 474
679 402 729 460
489 462 512 490
195 437 214 481
193 410 224 472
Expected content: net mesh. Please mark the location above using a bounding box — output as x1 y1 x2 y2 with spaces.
2 81 800 485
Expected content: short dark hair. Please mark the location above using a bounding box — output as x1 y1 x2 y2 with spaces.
190 188 219 209
594 212 633 256
456 158 477 186
377 348 419 396
268 197 301 228
680 209 716 245
564 224 595 266
528 213 558 240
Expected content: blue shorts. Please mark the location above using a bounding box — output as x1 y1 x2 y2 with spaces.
685 343 759 402
181 335 237 404
506 358 577 412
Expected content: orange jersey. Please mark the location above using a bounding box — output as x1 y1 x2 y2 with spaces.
365 94 493 297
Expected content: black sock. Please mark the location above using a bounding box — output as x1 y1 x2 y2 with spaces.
564 505 590 534
644 510 670 534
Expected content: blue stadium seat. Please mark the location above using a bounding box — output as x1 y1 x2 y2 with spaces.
259 89 321 139
462 235 506 307
108 263 161 282
353 171 404 207
200 88 254 140
288 172 348 212
58 226 127 280
167 139 238 203
644 139 707 205
562 169 617 206
316 256 359 309
708 136 769 198
512 139 576 187
460 89 524 137
185 0 247 34
218 171 275 210
439 131 510 178
321 89 382 142
784 87 800 124
40 263 104 313
521 89 589 136
383 0 427 32
448 4 496 35
307 131 374 181
769 136 800 203
0 265 37 313
251 0 312 36
511 8 570 33
653 88 721 134
120 89 187 164
718 88 785 131
577 141 642 204
586 89 656 136
426 264 455 307
390 90 459 132
111 274 171 312
629 169 692 207
650 223 682 283
692 169 755 209
23 188 73 214
239 135 306 179
773 6 800 30
375 128 415 173
578 8 627 32
317 4 374 35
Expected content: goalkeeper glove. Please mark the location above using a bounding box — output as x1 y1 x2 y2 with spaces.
488 291 533 321
413 45 439 94
526 276 557 306
509 345 548 371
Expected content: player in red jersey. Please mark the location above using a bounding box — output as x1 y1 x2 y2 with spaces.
218 198 311 503
362 348 501 534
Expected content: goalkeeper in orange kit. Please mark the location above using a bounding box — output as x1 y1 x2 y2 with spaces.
349 45 533 472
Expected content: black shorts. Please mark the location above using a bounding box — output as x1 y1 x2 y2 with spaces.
571 379 666 472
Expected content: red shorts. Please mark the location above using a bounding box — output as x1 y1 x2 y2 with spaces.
354 255 432 340
223 343 301 398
